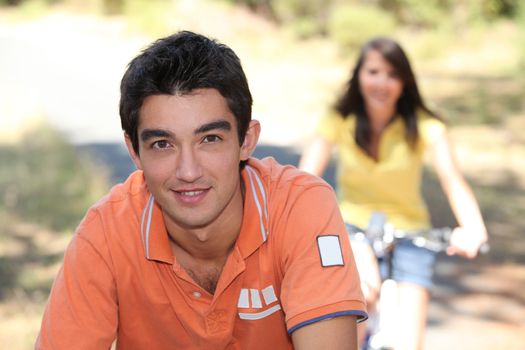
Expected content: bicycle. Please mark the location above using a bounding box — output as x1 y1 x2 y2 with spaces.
347 212 489 350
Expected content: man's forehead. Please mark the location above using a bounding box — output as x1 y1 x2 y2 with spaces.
137 90 236 130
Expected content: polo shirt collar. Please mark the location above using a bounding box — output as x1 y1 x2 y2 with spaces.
237 163 270 258
140 194 173 263
139 162 269 263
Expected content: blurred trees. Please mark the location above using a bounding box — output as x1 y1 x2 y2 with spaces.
379 0 520 24
1 0 521 45
327 3 396 50
228 0 522 24
226 0 522 47
0 0 58 5
0 123 109 231
2 0 521 22
0 0 123 14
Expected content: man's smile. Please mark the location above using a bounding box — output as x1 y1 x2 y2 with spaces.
172 187 210 204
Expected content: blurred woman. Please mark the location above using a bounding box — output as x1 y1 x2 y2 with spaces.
299 37 487 350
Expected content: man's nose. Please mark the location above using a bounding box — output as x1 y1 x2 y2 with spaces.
175 147 202 183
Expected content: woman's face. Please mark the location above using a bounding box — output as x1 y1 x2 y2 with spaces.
358 49 404 117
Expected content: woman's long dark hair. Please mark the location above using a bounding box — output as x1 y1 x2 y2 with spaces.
334 37 441 154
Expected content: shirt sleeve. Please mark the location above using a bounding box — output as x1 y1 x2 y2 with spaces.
316 112 345 143
419 114 446 148
276 183 367 333
36 209 118 349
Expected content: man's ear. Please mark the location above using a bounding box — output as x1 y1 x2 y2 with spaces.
124 133 143 170
240 120 260 161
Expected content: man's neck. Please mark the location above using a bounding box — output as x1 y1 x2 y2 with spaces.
170 235 234 294
167 221 241 294
169 224 240 261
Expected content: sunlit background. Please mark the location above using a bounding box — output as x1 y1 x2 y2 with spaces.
0 0 524 348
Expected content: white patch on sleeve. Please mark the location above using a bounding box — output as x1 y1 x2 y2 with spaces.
317 235 344 267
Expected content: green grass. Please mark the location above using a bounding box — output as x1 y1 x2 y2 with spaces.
0 213 69 349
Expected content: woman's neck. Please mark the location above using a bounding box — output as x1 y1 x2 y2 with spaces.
366 106 396 135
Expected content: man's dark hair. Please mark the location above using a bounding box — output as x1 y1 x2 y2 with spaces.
120 30 253 155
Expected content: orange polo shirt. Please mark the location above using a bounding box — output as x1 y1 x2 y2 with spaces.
36 157 366 349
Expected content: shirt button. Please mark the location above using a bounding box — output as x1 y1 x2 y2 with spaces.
192 291 202 298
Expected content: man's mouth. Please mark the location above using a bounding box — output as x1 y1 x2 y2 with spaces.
179 190 204 196
172 187 210 204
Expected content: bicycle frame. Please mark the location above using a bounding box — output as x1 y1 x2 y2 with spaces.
348 212 488 350
348 213 453 350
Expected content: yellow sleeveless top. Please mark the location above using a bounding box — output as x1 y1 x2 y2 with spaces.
317 112 446 230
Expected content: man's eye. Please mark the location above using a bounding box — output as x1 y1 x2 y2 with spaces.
202 135 221 143
152 140 170 149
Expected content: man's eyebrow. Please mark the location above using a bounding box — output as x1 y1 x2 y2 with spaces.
195 120 232 134
140 129 173 142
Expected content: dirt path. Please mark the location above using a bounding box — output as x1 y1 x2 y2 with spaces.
425 256 525 349
419 125 525 349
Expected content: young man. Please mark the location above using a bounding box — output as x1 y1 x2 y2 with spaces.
36 31 366 349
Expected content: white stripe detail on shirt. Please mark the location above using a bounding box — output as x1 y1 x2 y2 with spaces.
140 195 150 246
238 304 282 320
237 288 250 308
140 195 154 259
140 194 154 258
245 166 267 242
249 166 268 222
262 285 278 305
250 289 262 308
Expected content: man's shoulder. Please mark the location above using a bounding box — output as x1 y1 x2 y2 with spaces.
93 170 147 207
78 170 148 235
248 156 329 186
246 157 334 205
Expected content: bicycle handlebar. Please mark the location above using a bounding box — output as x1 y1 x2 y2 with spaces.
349 225 490 255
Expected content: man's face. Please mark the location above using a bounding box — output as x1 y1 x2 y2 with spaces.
127 88 256 232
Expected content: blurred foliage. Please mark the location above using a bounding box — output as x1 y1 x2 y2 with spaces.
2 0 522 24
436 78 524 126
327 4 396 51
378 0 445 27
0 122 110 231
409 28 453 60
102 0 122 14
2 0 523 47
0 0 122 15
380 0 521 26
271 0 332 37
477 0 520 19
226 0 275 20
226 0 523 31
121 0 173 36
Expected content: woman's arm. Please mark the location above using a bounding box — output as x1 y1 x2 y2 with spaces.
429 130 488 258
298 136 334 177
